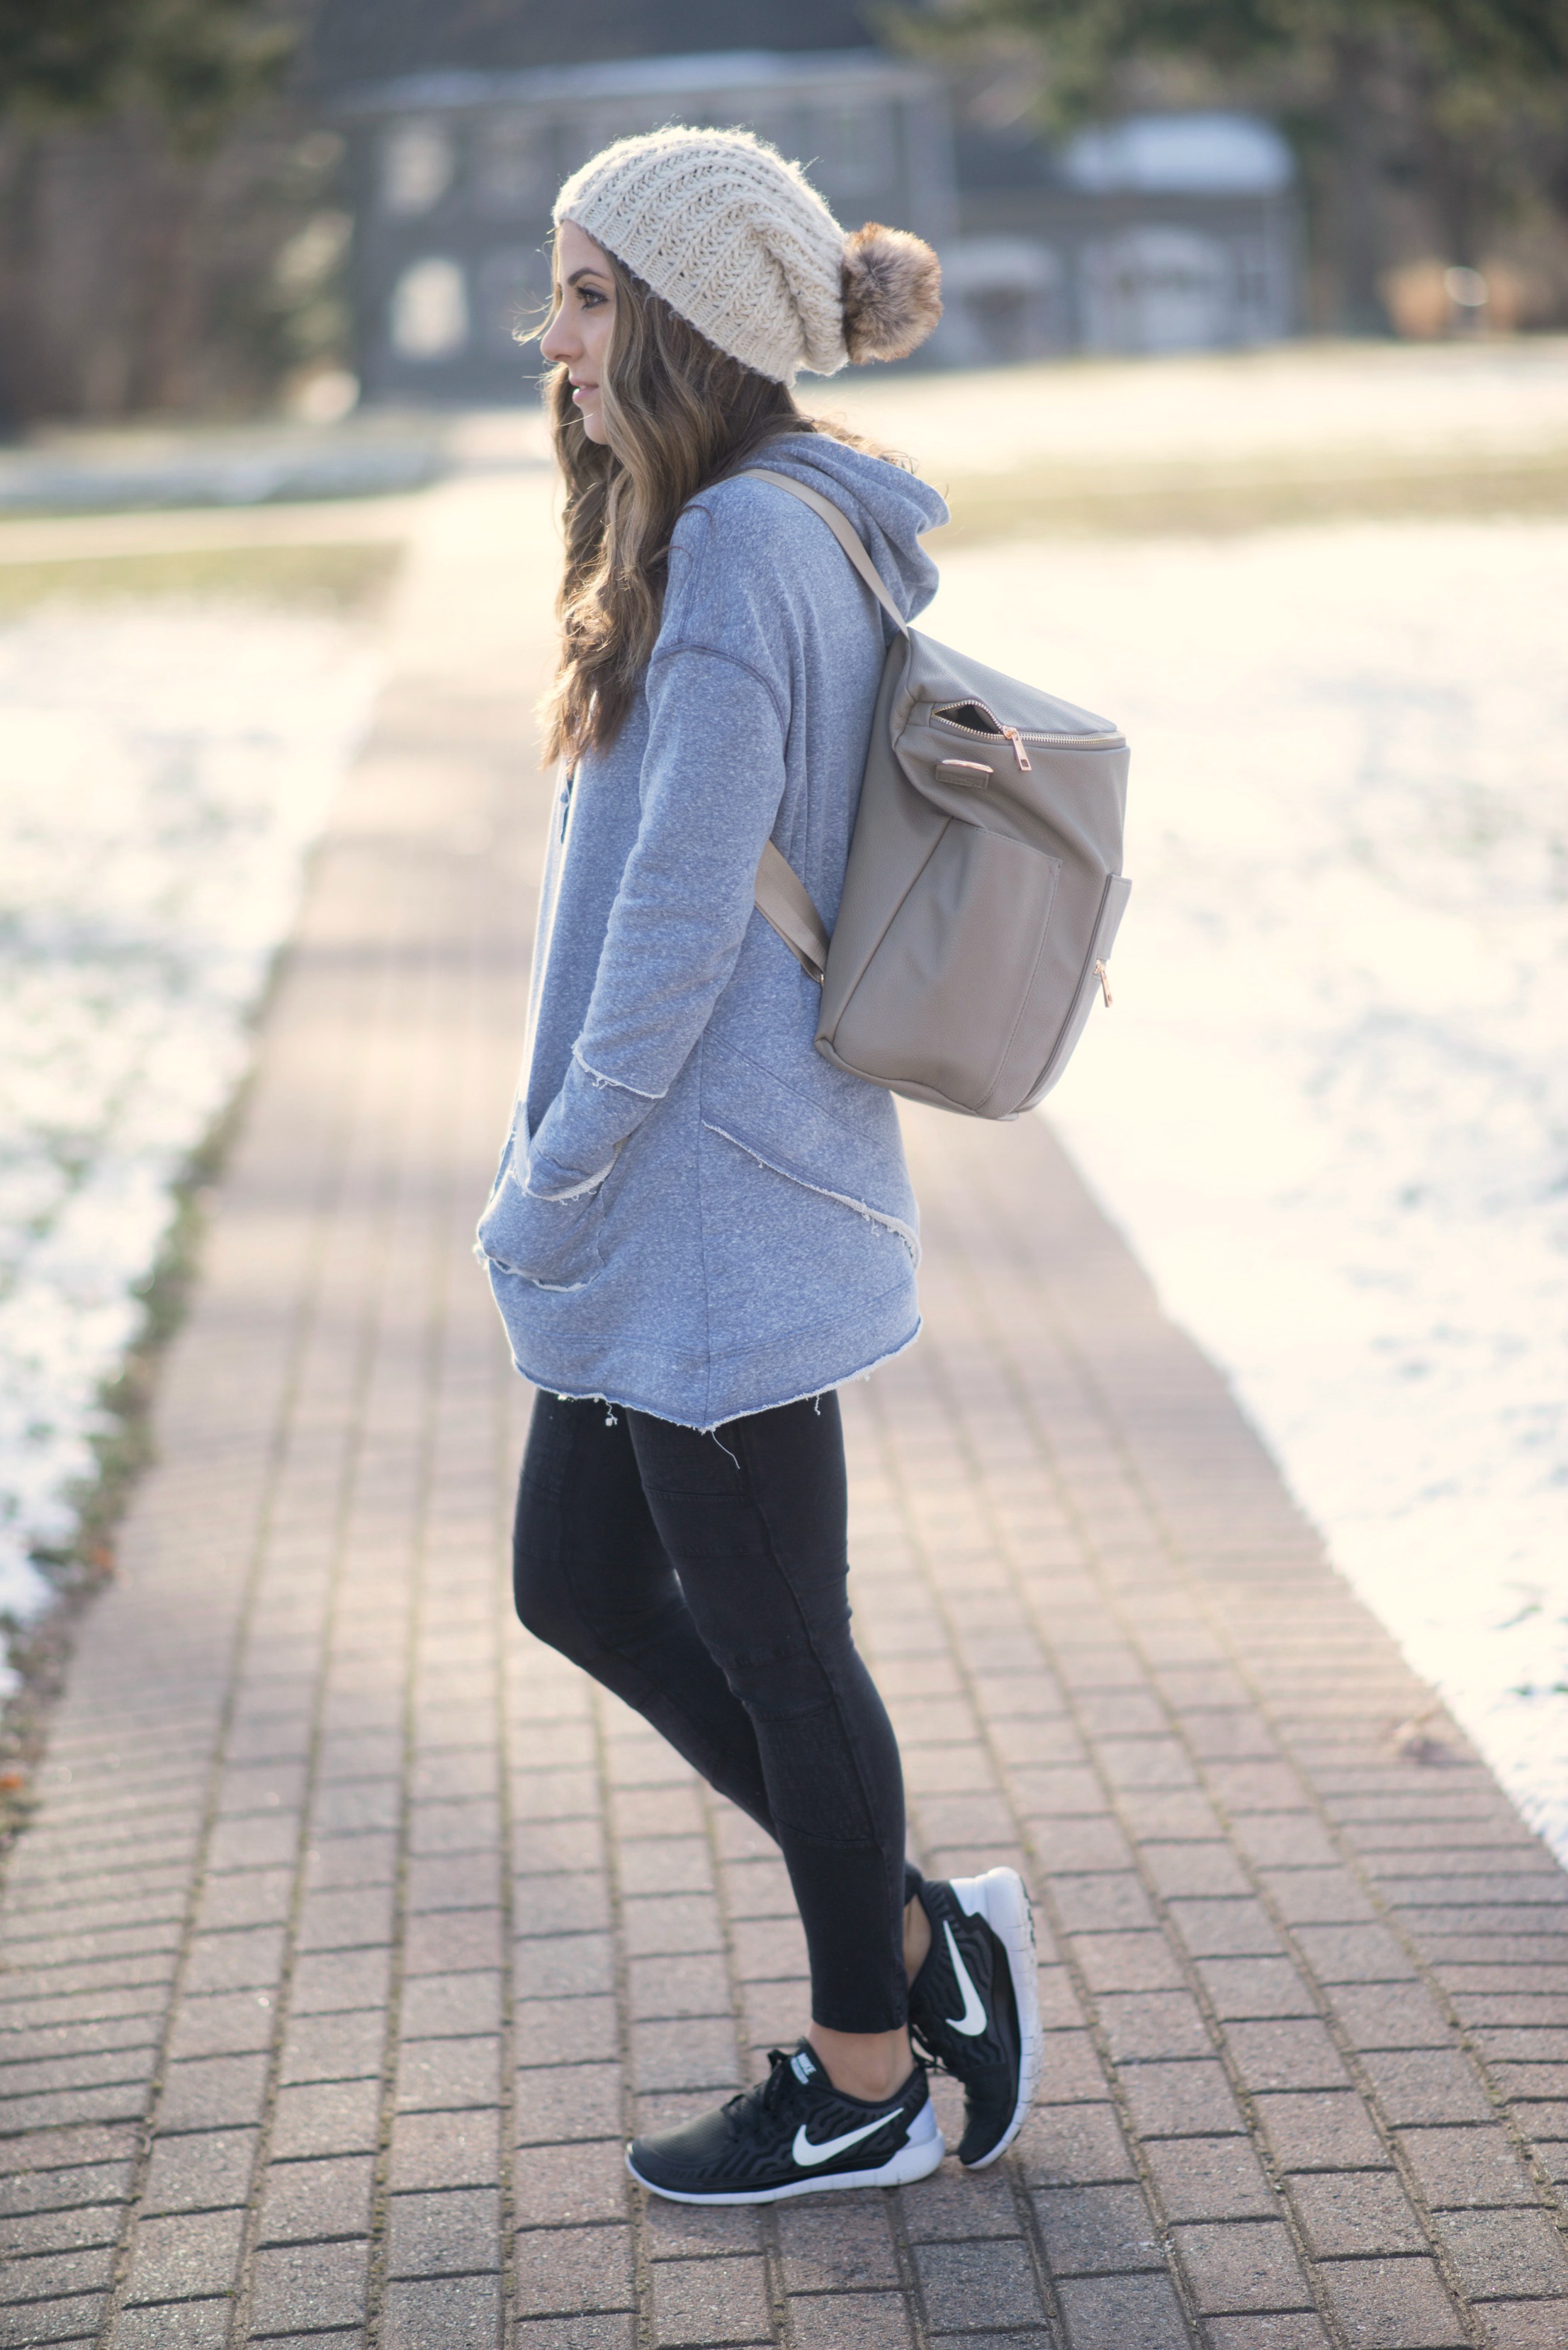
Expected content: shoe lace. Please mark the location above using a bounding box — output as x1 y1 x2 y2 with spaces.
908 2018 954 2078
721 2048 796 2137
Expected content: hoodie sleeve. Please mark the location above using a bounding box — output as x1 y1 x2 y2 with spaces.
521 591 789 1198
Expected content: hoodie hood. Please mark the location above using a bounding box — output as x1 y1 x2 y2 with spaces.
746 431 947 624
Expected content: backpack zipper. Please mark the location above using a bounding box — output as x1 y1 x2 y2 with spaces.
934 707 1126 759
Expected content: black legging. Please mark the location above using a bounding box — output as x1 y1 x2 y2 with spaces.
512 1390 920 2035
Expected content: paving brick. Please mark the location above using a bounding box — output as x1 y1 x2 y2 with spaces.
0 2239 117 2304
775 2199 900 2291
1093 1991 1210 2064
164 1990 276 2062
1171 2219 1311 2312
269 2077 383 2161
513 2317 636 2350
790 2290 915 2348
1397 2127 1539 2210
1144 2135 1279 2222
1319 2257 1467 2346
1290 1925 1417 1984
257 2154 375 2245
398 1972 502 2040
250 2235 370 2333
1015 2103 1138 2186
1288 2169 1428 2256
514 1995 620 2060
303 1832 397 1890
111 2298 231 2349
390 2106 501 2193
182 1926 287 1995
913 2239 1046 2331
1226 2020 1355 2093
1255 2090 1390 2171
1055 2271 1190 2349
650 2253 772 2343
628 1957 733 2022
900 2159 1019 2242
297 1887 396 1952
281 2009 385 2085
141 2127 258 2213
385 2186 500 2277
383 2273 502 2348
516 2062 623 2146
123 2203 247 2303
1358 2047 1495 2127
643 2199 765 2262
1118 2059 1246 2137
1476 2300 1568 2349
1205 2319 1332 2350
1071 1933 1187 1995
396 2035 500 2110
1032 2183 1163 2274
1326 1984 1454 2054
513 2139 627 2228
1434 2207 1568 2299
156 2050 269 2132
289 1949 392 2016
631 2016 738 2096
513 2223 636 2316
514 1933 615 2000
0 2200 121 2259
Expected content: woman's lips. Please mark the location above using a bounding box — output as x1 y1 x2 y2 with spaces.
571 383 597 403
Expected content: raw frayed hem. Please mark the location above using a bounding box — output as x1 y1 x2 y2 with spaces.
519 1319 923 1437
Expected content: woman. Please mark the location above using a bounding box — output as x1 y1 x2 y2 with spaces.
478 125 1042 2205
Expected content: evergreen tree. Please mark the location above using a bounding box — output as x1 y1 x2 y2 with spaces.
0 0 298 150
910 0 1568 326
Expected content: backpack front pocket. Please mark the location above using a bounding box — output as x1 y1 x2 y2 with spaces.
828 819 1062 1116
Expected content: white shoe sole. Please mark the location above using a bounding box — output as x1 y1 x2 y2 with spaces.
626 2096 947 2205
952 1866 1042 2168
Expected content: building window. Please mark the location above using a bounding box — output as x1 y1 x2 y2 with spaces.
380 120 456 218
390 258 470 359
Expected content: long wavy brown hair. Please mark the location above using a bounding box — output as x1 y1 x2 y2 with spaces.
538 244 886 766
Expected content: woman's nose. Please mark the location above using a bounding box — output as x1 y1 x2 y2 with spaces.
540 308 575 365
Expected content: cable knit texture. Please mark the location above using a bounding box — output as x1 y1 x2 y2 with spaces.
555 125 868 382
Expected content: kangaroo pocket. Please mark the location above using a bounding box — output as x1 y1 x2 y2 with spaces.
477 1159 604 1293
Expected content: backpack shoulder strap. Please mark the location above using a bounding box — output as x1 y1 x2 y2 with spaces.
741 467 908 635
755 838 830 985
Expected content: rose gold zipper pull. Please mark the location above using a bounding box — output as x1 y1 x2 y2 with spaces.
1001 726 1032 772
1094 960 1112 1008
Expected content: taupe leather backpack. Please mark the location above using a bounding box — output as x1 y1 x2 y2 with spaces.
748 468 1131 1121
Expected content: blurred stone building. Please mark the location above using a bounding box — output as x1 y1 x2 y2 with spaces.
313 0 1301 398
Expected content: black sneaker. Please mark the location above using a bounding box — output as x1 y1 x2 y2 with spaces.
908 1868 1042 2168
626 2041 944 2204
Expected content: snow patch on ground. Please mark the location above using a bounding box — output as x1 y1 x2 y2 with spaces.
0 604 380 1692
927 517 1568 1859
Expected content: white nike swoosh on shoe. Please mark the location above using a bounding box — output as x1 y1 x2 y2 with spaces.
791 2113 896 2167
943 1919 988 2036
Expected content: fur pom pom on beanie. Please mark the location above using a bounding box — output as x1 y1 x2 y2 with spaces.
553 125 942 384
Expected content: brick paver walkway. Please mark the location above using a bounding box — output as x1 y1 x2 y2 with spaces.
4 475 1567 2350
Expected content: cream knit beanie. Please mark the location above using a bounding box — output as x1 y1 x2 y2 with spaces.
553 125 941 385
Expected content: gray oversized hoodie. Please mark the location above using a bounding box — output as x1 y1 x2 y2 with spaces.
476 432 948 1427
